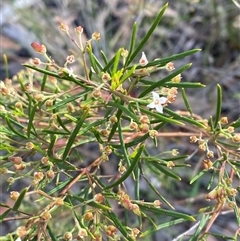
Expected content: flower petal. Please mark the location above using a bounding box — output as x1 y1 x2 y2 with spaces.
155 104 163 113
151 91 159 100
159 97 168 104
147 102 155 109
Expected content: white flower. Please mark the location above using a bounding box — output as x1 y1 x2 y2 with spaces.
147 91 167 113
67 68 77 78
139 52 148 66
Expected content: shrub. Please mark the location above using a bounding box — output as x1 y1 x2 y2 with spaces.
0 3 239 241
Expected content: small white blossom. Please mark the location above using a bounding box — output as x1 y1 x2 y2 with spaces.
147 91 167 113
67 68 77 78
139 52 148 66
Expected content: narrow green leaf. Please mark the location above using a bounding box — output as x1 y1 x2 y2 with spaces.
112 48 122 75
189 214 210 241
12 187 28 211
100 50 109 66
142 174 174 209
46 225 57 241
88 52 100 74
5 116 27 139
104 144 145 189
139 63 192 97
120 65 137 84
141 80 205 88
137 203 195 221
164 108 206 128
151 162 181 180
104 210 135 241
23 64 89 88
56 115 71 133
125 22 137 67
62 108 89 161
139 107 184 126
107 101 124 142
41 65 49 91
69 194 112 211
118 122 131 168
190 170 206 184
27 102 38 138
126 3 168 65
140 218 190 237
0 209 11 221
48 90 91 111
143 49 201 68
107 101 139 123
47 134 57 158
181 88 193 115
214 84 222 128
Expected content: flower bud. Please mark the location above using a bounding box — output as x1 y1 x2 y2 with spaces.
109 115 117 124
0 167 8 174
14 163 26 171
153 200 162 208
54 197 64 206
129 121 138 130
15 102 23 109
41 156 49 165
132 204 141 216
100 129 109 137
31 42 46 54
84 211 94 221
232 135 240 143
139 123 149 133
92 32 100 40
101 72 111 82
66 55 75 64
16 226 29 238
64 232 73 241
139 52 148 66
140 115 149 124
59 23 69 33
41 211 51 220
220 117 228 125
165 62 175 71
34 172 44 181
9 156 22 164
75 26 83 34
46 170 55 179
77 228 88 239
167 161 175 169
149 130 158 138
32 58 41 65
26 142 34 149
94 193 104 203
118 165 126 174
10 191 20 200
172 74 182 83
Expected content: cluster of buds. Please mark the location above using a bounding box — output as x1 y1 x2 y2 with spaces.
206 186 225 202
105 225 118 238
202 159 213 170
118 190 141 216
160 87 178 103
